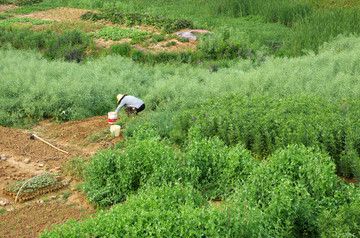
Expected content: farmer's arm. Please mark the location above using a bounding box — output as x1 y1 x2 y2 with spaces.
115 100 127 113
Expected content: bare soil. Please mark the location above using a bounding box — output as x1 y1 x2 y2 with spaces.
0 115 123 237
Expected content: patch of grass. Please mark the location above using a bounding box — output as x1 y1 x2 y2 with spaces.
0 13 14 20
32 20 102 33
73 183 83 191
87 129 111 143
62 157 88 181
11 0 43 6
0 208 6 215
152 33 165 42
62 191 72 200
309 0 360 8
0 17 55 27
5 2 59 14
93 26 151 41
176 36 189 42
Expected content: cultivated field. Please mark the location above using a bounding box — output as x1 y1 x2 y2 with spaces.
1 0 360 237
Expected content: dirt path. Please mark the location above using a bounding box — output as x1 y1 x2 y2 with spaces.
0 115 123 237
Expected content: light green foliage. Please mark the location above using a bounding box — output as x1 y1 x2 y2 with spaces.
0 17 55 26
318 192 360 237
171 94 360 178
4 2 59 14
41 184 232 237
0 14 13 20
92 26 150 41
83 125 256 205
11 0 43 6
40 146 360 237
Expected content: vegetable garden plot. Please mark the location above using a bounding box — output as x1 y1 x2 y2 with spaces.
3 174 69 202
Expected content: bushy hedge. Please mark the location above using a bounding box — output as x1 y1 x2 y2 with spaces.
41 184 236 237
41 145 360 237
83 125 257 206
170 95 360 179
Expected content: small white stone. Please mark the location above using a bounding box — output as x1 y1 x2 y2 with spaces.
24 158 31 164
0 200 7 206
38 164 44 167
0 154 6 161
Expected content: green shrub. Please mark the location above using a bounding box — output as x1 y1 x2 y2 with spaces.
0 14 13 20
152 33 165 42
0 26 91 62
41 184 236 237
229 145 354 237
83 124 257 205
83 127 181 207
176 36 190 42
43 29 91 62
4 2 58 14
81 9 193 34
109 42 132 57
182 127 257 199
318 195 360 237
12 0 42 6
93 26 150 41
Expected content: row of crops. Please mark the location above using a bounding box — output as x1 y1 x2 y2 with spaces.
33 34 359 237
41 128 360 237
1 0 360 236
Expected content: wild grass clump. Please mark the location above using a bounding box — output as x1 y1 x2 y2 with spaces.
0 25 92 62
4 2 59 14
81 8 193 33
9 0 43 6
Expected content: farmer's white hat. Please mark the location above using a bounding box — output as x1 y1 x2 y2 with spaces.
117 94 125 104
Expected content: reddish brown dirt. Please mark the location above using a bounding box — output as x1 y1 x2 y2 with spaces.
0 115 123 237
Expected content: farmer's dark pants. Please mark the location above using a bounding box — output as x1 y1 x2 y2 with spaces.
137 104 145 113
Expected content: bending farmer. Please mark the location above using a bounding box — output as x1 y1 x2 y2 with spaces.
115 94 145 116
